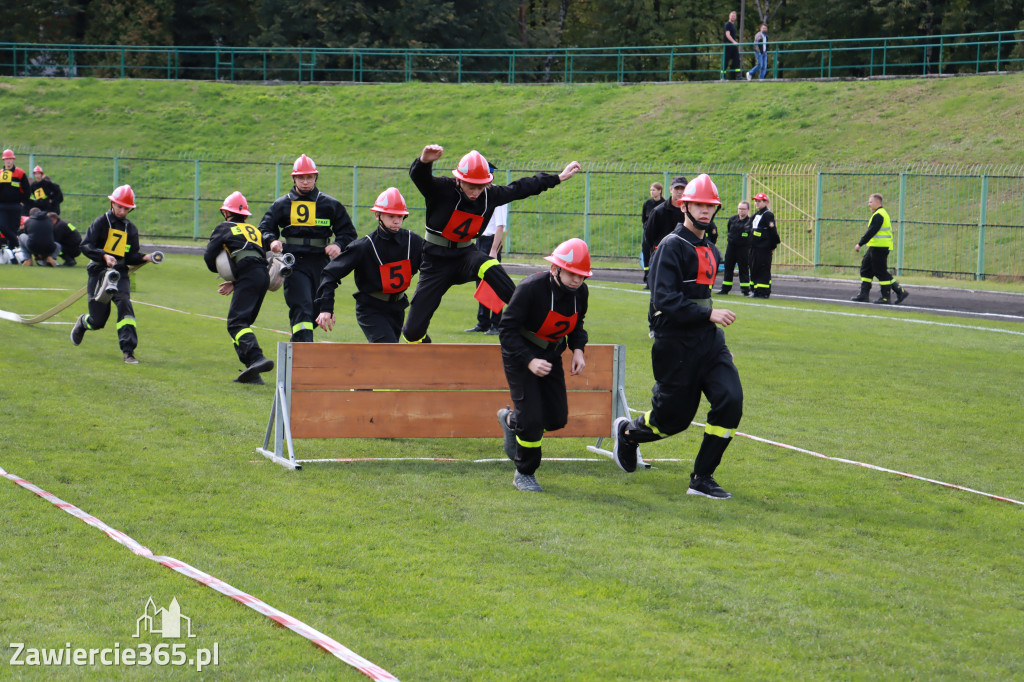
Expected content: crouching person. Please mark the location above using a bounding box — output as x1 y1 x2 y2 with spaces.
497 238 591 493
204 191 274 384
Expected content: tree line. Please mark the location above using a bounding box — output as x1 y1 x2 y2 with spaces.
3 0 1022 77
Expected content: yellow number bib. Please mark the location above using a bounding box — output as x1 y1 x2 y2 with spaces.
0 170 10 183
230 223 263 247
32 188 47 200
290 201 316 227
104 228 128 257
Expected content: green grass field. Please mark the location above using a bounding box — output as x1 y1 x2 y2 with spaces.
1 254 1022 680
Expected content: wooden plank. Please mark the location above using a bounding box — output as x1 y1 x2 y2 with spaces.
290 343 614 392
290 390 613 439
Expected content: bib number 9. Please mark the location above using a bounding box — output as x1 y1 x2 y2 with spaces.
290 201 316 227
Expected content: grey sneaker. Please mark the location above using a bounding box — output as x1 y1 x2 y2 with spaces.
123 352 139 365
70 314 87 346
612 417 639 473
513 471 543 492
687 474 732 499
497 407 516 460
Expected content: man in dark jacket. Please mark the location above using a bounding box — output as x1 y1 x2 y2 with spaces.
717 200 753 295
258 154 357 343
0 149 31 248
49 212 82 266
642 176 687 283
30 166 63 214
749 192 781 298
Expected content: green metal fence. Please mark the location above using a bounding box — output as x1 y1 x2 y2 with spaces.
11 151 1024 280
2 30 1022 83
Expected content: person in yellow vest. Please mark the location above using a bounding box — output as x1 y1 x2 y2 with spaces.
851 193 908 305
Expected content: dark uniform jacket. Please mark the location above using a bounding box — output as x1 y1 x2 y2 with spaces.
22 213 57 256
257 186 356 257
648 225 722 337
0 166 30 207
30 178 63 213
642 197 665 227
52 217 82 257
642 199 684 266
203 220 268 275
726 214 753 245
314 227 425 314
499 271 589 366
750 208 780 251
81 211 146 275
409 157 560 253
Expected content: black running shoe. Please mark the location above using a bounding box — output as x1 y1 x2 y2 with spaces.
687 474 732 499
612 417 639 473
236 356 274 383
70 314 87 346
497 407 516 461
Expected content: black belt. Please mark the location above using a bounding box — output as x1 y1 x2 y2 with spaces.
424 231 474 249
367 291 406 303
280 236 329 247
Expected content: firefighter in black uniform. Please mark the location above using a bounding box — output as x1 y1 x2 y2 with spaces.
640 182 665 287
258 154 357 342
48 211 82 266
70 185 156 364
30 166 63 214
851 193 909 305
204 191 275 384
749 192 780 298
0 149 31 248
642 176 686 284
315 187 425 343
496 238 591 493
717 200 753 296
402 145 581 343
612 174 743 500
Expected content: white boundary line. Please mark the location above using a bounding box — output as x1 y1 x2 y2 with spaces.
0 463 400 681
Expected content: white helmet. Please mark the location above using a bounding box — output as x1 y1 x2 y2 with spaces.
0 248 14 265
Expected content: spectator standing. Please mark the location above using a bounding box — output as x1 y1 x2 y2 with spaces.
0 149 31 248
746 24 769 81
642 176 687 283
749 192 780 298
723 11 741 80
611 175 743 499
466 198 508 335
17 207 60 266
718 200 753 295
258 154 357 343
30 166 63 214
49 212 82 266
851 193 909 305
640 182 665 288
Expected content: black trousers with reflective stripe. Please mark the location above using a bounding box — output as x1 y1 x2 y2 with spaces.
86 269 137 353
403 246 514 342
721 242 750 290
282 252 328 342
750 248 773 294
860 247 894 284
227 260 269 366
474 236 503 329
502 352 568 476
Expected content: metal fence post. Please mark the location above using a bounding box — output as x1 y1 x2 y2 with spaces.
583 171 592 244
352 165 359 228
896 172 907 276
113 156 119 188
193 160 201 239
274 163 281 200
813 171 823 266
976 175 988 281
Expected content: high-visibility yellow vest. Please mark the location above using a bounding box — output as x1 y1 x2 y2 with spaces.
867 207 893 248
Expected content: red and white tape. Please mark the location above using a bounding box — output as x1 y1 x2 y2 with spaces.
0 464 399 681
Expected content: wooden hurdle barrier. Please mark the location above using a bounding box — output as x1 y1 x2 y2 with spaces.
257 342 638 470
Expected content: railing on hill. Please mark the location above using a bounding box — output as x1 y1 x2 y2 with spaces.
8 150 1023 281
1 31 1022 82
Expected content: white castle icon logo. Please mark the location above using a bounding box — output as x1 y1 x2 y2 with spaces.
133 597 196 639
